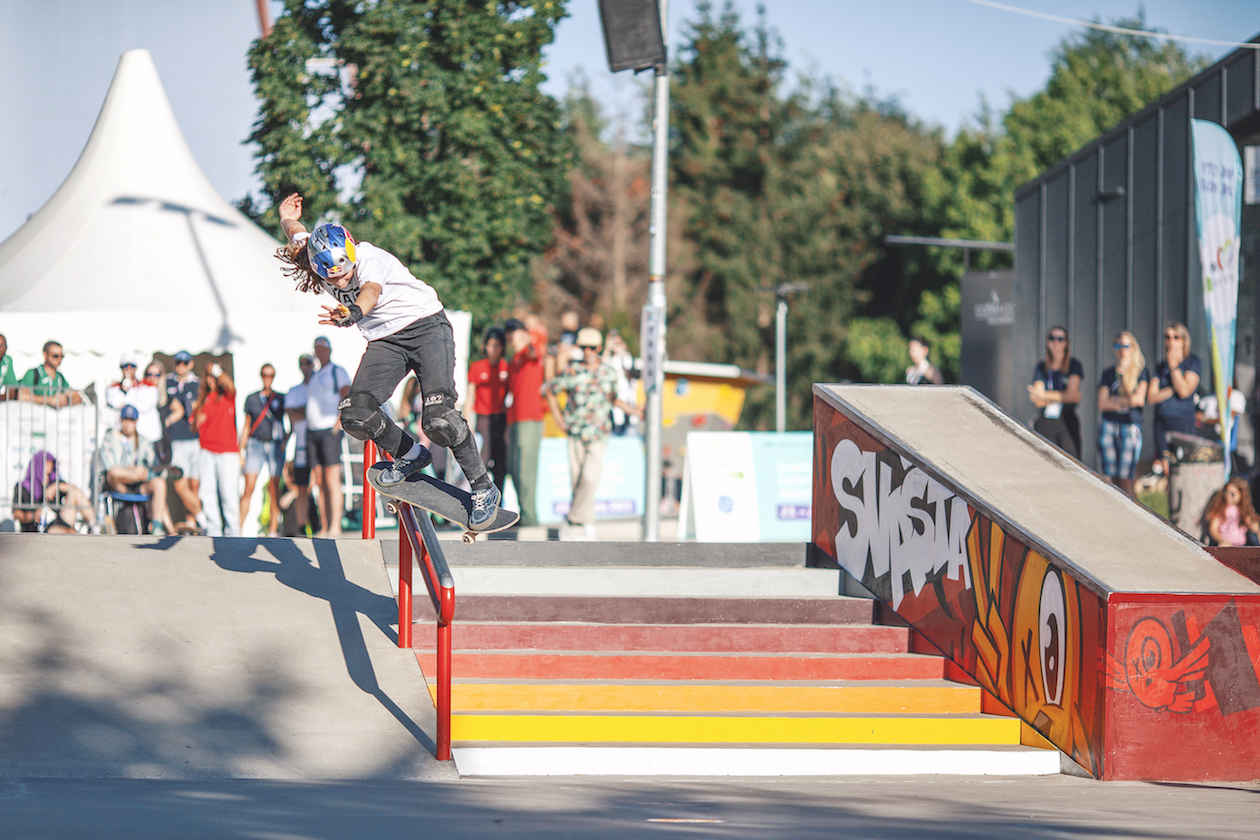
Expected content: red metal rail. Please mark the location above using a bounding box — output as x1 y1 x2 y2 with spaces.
363 440 455 761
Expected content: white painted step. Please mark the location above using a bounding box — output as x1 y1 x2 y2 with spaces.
451 746 1062 777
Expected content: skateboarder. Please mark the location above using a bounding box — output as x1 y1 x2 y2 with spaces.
276 193 501 529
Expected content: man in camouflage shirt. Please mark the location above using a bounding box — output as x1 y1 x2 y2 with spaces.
543 327 641 540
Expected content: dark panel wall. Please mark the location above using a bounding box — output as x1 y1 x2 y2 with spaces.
1011 37 1260 470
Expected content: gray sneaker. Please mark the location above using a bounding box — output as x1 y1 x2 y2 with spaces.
468 483 501 530
377 447 432 487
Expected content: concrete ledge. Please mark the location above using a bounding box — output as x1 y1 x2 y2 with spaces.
451 746 1062 777
381 539 808 568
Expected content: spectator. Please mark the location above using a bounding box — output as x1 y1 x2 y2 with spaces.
1205 477 1260 547
544 328 641 541
281 354 315 537
19 341 82 407
1028 326 1084 458
97 404 176 535
0 333 18 398
1148 322 1202 479
464 326 509 493
11 450 94 534
505 318 546 527
1097 331 1150 498
193 363 240 537
905 336 944 385
144 360 172 466
106 352 161 441
239 363 287 537
307 336 350 538
603 330 640 437
164 350 202 533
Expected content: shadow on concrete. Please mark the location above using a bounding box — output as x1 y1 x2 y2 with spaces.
204 537 435 756
1 775 1252 840
0 535 440 779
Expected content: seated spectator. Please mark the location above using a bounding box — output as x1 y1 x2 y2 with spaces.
12 450 94 533
1205 477 1260 547
106 352 161 441
96 404 176 535
19 341 82 407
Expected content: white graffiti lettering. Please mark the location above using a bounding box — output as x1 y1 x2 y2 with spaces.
831 438 972 608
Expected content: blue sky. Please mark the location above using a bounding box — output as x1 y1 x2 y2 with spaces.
1 1 1256 243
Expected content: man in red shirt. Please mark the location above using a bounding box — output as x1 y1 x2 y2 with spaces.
463 327 508 493
505 318 547 527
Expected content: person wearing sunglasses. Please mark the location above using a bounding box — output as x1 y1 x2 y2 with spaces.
1147 322 1202 480
1097 332 1150 498
18 340 82 408
1028 327 1084 458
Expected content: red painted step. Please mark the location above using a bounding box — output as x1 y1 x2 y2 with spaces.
452 622 910 654
416 651 945 681
443 595 875 626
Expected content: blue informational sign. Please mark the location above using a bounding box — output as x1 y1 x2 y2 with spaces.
533 436 647 523
749 432 813 541
680 431 812 542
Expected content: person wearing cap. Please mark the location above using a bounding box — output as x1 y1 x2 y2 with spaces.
280 354 316 536
192 362 240 537
163 350 202 532
18 340 82 408
96 403 175 536
305 336 350 537
543 328 643 541
106 351 161 441
276 193 501 530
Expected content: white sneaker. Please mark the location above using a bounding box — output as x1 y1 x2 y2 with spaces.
558 519 579 541
582 523 598 541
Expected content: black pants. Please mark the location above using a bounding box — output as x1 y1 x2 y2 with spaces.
349 311 485 482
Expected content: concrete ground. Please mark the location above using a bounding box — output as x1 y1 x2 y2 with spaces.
2 775 1257 839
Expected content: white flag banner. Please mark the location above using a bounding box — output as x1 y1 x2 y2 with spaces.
1191 119 1244 474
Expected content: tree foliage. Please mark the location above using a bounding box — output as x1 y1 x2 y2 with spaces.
245 0 573 321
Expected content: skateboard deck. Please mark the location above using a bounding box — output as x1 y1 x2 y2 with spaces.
366 463 519 543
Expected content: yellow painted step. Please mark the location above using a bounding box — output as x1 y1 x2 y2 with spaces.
451 714 1024 745
433 683 982 714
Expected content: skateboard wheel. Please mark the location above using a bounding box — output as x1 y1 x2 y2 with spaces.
462 532 476 544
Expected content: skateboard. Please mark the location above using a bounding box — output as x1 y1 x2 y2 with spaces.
366 462 519 543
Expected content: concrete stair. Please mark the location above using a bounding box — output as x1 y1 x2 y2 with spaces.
387 542 1060 777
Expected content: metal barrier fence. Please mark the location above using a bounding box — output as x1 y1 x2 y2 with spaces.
0 389 100 532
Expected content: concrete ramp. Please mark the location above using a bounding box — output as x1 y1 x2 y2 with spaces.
811 385 1260 782
0 535 451 780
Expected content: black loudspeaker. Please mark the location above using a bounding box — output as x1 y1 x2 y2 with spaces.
597 0 666 72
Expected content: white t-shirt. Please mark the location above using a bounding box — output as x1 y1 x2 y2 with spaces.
306 364 348 431
285 382 309 466
319 241 442 341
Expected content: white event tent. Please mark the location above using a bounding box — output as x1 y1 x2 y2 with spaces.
0 48 370 397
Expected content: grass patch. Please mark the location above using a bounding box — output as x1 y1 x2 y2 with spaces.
1139 488 1170 520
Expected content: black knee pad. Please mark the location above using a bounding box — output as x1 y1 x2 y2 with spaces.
339 393 389 441
422 392 467 448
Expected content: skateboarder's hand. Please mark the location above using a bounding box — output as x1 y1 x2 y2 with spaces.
279 193 303 224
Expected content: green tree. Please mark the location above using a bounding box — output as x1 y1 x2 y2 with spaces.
245 0 573 322
666 3 948 426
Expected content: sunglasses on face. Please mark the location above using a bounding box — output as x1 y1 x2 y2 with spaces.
47 353 63 360
1164 334 1180 341
145 371 161 378
1047 335 1066 342
1114 343 1131 349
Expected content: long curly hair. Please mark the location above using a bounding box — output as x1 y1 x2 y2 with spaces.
276 241 325 295
1204 477 1260 533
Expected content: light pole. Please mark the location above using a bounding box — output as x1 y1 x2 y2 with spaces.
760 282 810 433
